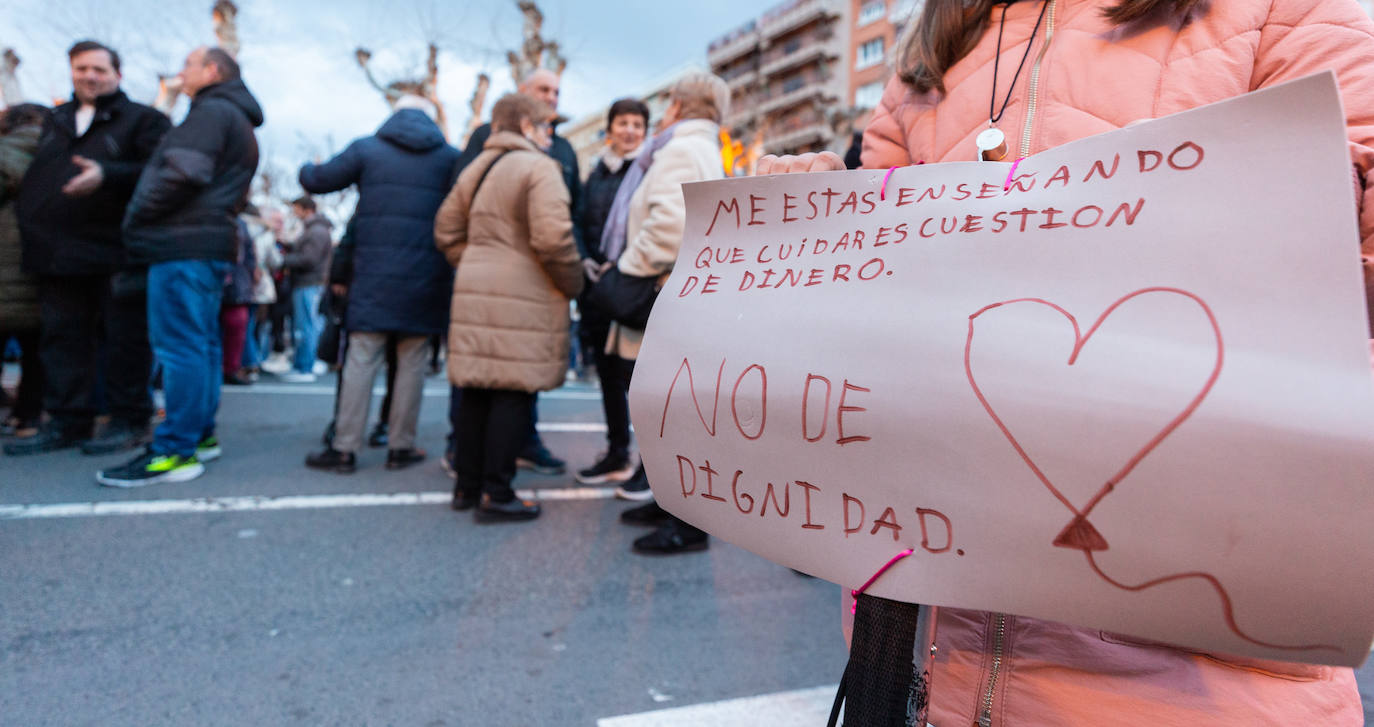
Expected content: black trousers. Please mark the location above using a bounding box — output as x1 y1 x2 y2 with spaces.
0 330 43 421
454 387 534 503
594 346 633 459
38 274 153 427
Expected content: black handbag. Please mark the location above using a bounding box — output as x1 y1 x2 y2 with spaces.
315 287 347 365
588 267 661 330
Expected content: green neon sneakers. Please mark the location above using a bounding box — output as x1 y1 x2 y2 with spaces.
196 436 222 463
97 449 206 488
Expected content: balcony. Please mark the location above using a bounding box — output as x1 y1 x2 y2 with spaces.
760 42 836 79
726 68 759 91
708 29 761 67
760 0 841 40
757 82 830 115
764 121 833 155
725 105 760 131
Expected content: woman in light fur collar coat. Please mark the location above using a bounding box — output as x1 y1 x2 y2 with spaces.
596 72 730 554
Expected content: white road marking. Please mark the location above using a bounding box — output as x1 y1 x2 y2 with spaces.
0 487 618 521
597 685 840 727
223 384 603 400
536 422 608 432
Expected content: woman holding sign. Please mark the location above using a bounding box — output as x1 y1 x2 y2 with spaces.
758 0 1374 724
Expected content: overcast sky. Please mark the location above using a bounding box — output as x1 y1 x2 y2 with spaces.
1 0 780 160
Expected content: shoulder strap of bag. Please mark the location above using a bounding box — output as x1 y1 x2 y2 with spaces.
469 150 512 207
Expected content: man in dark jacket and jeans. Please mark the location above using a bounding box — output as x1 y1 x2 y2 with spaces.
278 195 331 383
300 97 458 474
6 40 170 457
97 47 262 487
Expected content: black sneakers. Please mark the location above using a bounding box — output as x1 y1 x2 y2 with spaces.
305 447 357 474
575 452 636 485
96 449 205 488
516 444 566 475
614 464 653 501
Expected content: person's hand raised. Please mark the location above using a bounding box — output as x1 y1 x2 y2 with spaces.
754 151 845 176
61 155 104 197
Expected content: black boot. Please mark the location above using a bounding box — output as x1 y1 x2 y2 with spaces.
3 420 92 456
305 447 356 474
473 494 541 523
451 485 479 511
385 448 425 470
633 517 709 555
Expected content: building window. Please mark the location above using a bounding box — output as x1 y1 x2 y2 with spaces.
855 80 884 109
783 75 806 94
858 0 886 25
856 38 885 70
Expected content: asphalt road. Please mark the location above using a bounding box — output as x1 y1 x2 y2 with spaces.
1 374 846 726
2 370 1371 725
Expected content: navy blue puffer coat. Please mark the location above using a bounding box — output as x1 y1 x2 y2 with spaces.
298 109 459 336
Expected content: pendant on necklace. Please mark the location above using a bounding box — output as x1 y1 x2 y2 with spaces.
976 126 1010 162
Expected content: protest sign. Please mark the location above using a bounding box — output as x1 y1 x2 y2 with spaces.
628 73 1374 666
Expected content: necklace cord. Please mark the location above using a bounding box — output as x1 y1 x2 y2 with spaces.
989 0 1051 125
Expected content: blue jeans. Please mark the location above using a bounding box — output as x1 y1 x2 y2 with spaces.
148 260 230 458
242 308 261 369
292 285 324 373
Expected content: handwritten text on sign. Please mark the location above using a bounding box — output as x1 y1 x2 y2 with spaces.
628 74 1374 666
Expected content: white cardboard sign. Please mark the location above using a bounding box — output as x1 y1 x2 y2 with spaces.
628 73 1374 666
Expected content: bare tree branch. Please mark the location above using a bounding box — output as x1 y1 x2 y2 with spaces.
463 72 490 146
212 0 240 56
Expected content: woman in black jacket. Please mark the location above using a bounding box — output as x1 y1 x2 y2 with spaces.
572 98 649 487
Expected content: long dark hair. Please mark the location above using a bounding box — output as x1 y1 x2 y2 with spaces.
897 0 1204 94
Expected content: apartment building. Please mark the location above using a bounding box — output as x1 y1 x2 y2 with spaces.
849 0 904 111
708 0 851 159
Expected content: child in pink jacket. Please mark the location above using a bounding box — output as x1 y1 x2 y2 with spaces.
760 0 1374 723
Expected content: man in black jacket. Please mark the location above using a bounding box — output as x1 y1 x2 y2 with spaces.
97 47 262 488
448 68 579 476
5 40 170 457
278 195 332 382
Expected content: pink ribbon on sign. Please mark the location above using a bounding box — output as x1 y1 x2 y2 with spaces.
1004 157 1025 191
879 161 925 201
850 549 915 613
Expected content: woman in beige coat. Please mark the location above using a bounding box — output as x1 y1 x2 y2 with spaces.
434 94 583 523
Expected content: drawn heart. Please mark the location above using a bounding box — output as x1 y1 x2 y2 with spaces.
963 287 1224 550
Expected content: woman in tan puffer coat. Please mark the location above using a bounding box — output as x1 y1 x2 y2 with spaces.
434 93 583 523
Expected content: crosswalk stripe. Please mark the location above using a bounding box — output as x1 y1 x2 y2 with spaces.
222 384 603 400
0 487 619 521
596 685 840 727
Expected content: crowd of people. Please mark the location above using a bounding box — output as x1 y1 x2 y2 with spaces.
4 0 1374 721
0 39 721 553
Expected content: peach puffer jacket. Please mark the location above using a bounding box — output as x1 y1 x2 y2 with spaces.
862 1 1373 725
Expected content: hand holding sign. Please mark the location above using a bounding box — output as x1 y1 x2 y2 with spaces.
630 74 1374 666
